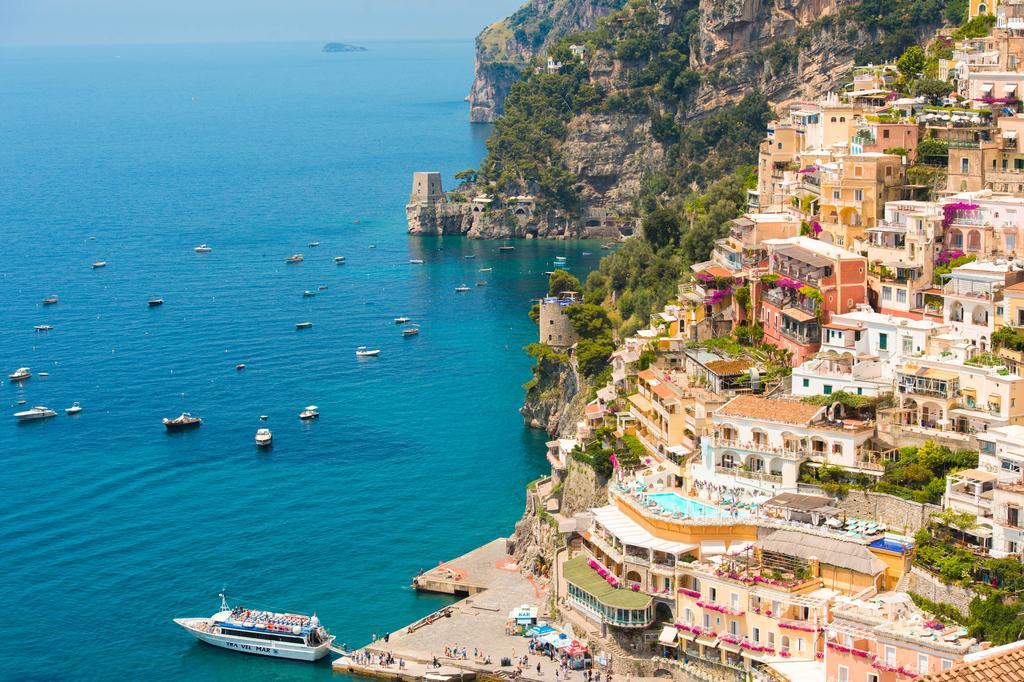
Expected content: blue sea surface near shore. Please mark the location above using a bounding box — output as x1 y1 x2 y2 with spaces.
0 41 597 680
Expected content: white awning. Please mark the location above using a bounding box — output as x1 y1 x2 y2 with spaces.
1005 84 1019 95
701 541 727 556
727 541 755 556
659 626 678 645
981 82 994 94
591 506 698 555
1005 131 1018 140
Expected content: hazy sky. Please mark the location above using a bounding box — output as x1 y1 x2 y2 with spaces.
0 0 527 46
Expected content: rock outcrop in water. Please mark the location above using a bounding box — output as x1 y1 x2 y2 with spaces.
322 42 366 53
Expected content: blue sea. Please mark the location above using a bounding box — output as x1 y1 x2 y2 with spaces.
0 41 597 680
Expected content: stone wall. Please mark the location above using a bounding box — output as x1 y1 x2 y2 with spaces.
901 566 980 617
832 489 940 534
561 456 609 518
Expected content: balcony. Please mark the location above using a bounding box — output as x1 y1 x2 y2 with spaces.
780 324 821 346
896 374 959 399
704 435 805 460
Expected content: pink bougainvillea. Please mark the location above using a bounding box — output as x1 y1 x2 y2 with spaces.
810 220 822 236
678 588 701 598
936 249 965 265
942 201 980 228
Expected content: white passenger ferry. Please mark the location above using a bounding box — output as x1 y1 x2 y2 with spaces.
175 594 334 661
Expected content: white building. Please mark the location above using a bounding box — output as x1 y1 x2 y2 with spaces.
792 307 945 397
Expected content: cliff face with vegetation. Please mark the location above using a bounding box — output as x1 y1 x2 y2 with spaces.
427 0 957 241
469 0 627 122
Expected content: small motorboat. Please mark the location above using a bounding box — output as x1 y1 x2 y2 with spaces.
43 295 58 305
476 281 487 287
317 285 328 291
368 244 376 249
402 326 419 337
308 241 320 248
455 285 471 292
582 251 593 256
163 412 202 430
355 346 380 357
148 298 164 307
194 244 212 253
17 399 26 405
65 402 83 415
464 254 476 259
555 256 567 262
303 290 316 297
236 363 246 370
34 325 53 332
299 405 320 420
38 372 49 377
255 428 273 447
295 322 313 330
92 261 107 268
334 256 346 264
479 267 492 273
286 254 304 263
394 317 410 324
14 406 56 421
409 259 424 264
259 415 268 421
8 367 31 382
499 245 515 252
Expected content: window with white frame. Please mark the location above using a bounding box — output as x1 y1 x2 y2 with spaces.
918 653 929 674
885 646 897 666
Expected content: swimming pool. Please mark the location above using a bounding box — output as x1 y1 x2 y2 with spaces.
869 537 912 554
646 492 748 518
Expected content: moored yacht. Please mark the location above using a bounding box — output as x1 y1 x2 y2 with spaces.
65 402 83 415
255 428 272 447
174 594 334 661
194 244 213 253
355 346 380 357
92 261 107 268
299 405 320 420
286 254 304 264
43 295 59 305
455 285 470 292
334 256 346 264
14 406 57 421
9 367 31 382
163 412 202 430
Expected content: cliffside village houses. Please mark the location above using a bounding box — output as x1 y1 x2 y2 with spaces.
533 5 1024 682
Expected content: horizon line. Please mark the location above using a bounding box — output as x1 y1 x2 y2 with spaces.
0 36 479 49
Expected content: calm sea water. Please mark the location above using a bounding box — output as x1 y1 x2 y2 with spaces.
0 41 597 681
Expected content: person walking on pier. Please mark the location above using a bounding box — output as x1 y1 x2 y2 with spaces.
537 662 542 676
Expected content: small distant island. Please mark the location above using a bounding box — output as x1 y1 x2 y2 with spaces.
322 43 366 53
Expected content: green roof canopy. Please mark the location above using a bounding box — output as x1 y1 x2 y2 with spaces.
563 555 653 610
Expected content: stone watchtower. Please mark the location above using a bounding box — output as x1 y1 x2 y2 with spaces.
539 292 579 348
409 172 444 205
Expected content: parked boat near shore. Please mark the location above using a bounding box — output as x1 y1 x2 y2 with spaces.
174 594 333 661
163 412 201 430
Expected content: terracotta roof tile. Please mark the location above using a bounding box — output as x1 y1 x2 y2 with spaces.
918 645 1024 682
637 369 657 381
715 395 823 426
651 383 677 401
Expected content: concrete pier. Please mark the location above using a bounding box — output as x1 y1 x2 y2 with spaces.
336 538 559 681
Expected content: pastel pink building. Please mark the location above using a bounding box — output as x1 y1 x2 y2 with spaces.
826 594 977 681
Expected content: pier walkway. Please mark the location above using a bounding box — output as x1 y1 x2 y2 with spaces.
336 538 562 681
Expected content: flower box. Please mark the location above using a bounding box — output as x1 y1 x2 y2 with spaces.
678 588 701 598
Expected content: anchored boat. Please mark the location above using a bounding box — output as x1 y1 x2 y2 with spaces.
14 405 57 421
174 594 334 661
163 412 202 430
255 428 272 447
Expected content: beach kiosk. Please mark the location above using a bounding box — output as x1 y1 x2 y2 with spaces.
564 641 590 670
509 605 539 635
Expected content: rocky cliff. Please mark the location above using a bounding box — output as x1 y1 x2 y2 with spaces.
417 0 946 240
520 355 586 435
469 0 626 122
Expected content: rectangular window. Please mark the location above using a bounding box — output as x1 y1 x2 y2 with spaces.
1009 236 1017 252
703 613 711 628
897 289 907 304
961 157 970 173
902 336 913 354
857 387 863 395
838 666 849 682
753 627 761 644
685 608 693 624
731 593 739 611
833 189 841 200
796 638 805 652
882 287 892 301
879 333 888 350
729 620 739 636
709 587 717 602
918 654 929 674
885 646 897 666
941 660 953 671
803 378 810 388
767 632 775 647
868 674 880 682
855 189 864 201
824 385 833 395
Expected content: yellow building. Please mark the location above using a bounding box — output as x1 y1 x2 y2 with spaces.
819 153 905 248
970 0 997 19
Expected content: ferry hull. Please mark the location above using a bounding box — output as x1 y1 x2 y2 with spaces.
175 618 331 662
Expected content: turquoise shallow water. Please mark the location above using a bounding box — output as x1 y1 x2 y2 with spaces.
0 41 597 680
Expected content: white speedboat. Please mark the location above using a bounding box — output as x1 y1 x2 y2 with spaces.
43 295 59 305
455 285 470 292
334 256 346 263
317 285 328 291
286 254 304 263
9 367 31 382
92 261 107 268
65 402 83 415
303 290 316 297
402 325 419 337
194 244 212 253
34 325 53 332
174 594 334 661
555 256 567 262
15 406 56 421
308 241 320 247
355 346 380 357
295 321 313 330
409 259 424 264
499 245 515 252
394 317 410 324
148 298 164 307
479 267 492 273
255 428 272 447
299 405 320 420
